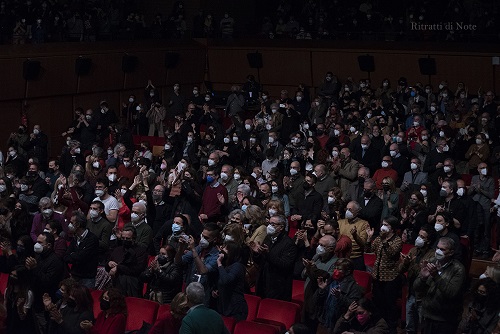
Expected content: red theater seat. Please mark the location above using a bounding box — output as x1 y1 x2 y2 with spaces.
234 320 279 334
222 316 236 333
125 297 159 331
244 294 261 321
254 298 300 330
90 290 103 318
353 270 372 296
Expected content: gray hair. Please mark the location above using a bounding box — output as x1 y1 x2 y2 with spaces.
364 178 376 190
273 214 287 226
132 202 146 213
186 282 205 305
39 197 52 208
438 237 455 252
348 201 361 213
237 184 251 196
228 209 244 222
320 234 336 248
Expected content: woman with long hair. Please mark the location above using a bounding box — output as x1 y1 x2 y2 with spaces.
460 278 500 333
245 205 267 245
213 242 248 321
80 288 127 334
333 298 389 334
47 283 94 334
5 265 36 334
379 177 399 220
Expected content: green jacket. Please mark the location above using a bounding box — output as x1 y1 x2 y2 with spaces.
413 258 465 323
179 305 229 334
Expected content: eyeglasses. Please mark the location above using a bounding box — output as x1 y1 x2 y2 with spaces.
269 223 283 228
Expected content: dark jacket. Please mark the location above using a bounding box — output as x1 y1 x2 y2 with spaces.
254 231 298 301
357 194 384 229
216 262 248 321
294 188 324 221
48 306 94 334
413 258 465 324
106 244 148 297
333 314 389 334
30 250 65 312
63 230 99 279
140 260 183 303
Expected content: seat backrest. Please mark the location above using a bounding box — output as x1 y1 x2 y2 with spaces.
0 273 8 297
363 253 376 268
402 243 414 255
291 280 305 301
244 294 261 321
125 297 159 331
222 316 236 333
90 290 104 319
256 298 300 329
155 304 171 322
353 270 372 295
234 320 279 334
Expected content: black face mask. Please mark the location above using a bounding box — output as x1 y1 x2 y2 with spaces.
157 255 169 266
382 185 390 191
358 177 365 184
100 299 110 311
122 240 134 248
303 182 312 190
363 190 372 198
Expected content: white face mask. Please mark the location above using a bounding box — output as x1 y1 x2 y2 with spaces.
361 144 368 150
380 225 390 233
207 159 215 167
245 124 252 130
443 166 451 173
480 168 487 176
120 189 127 195
410 163 418 170
223 137 230 144
389 150 397 157
74 148 81 154
0 185 6 193
42 208 53 217
89 209 99 219
131 212 141 223
350 126 356 133
108 174 117 182
332 151 339 158
220 172 228 180
415 236 425 248
327 196 335 204
199 236 210 249
193 90 198 95
34 242 44 253
381 161 389 168
334 129 340 136
251 172 257 179
268 137 275 143
296 96 303 102
232 136 239 142
271 186 278 194
95 189 104 197
302 123 309 130
266 224 276 236
268 209 277 216
315 245 325 255
456 188 464 196
92 161 100 169
289 168 297 176
430 106 436 112
224 235 234 242
421 135 428 141
345 210 354 219
20 184 28 192
435 248 445 260
234 173 240 180
434 223 444 232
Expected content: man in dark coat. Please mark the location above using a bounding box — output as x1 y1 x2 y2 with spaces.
251 215 297 301
357 178 383 229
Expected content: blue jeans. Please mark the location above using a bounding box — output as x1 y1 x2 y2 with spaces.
406 294 422 334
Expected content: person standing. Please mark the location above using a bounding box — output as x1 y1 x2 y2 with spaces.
365 216 403 334
413 237 466 334
251 215 297 301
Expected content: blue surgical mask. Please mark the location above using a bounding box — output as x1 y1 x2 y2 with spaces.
241 204 248 212
172 223 181 233
206 175 214 183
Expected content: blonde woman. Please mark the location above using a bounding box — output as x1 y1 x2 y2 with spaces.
379 176 399 220
245 205 267 245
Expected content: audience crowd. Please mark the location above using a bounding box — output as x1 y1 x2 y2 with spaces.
0 0 498 44
0 71 499 334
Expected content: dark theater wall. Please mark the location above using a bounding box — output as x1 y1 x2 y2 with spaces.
0 42 206 157
0 40 498 158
